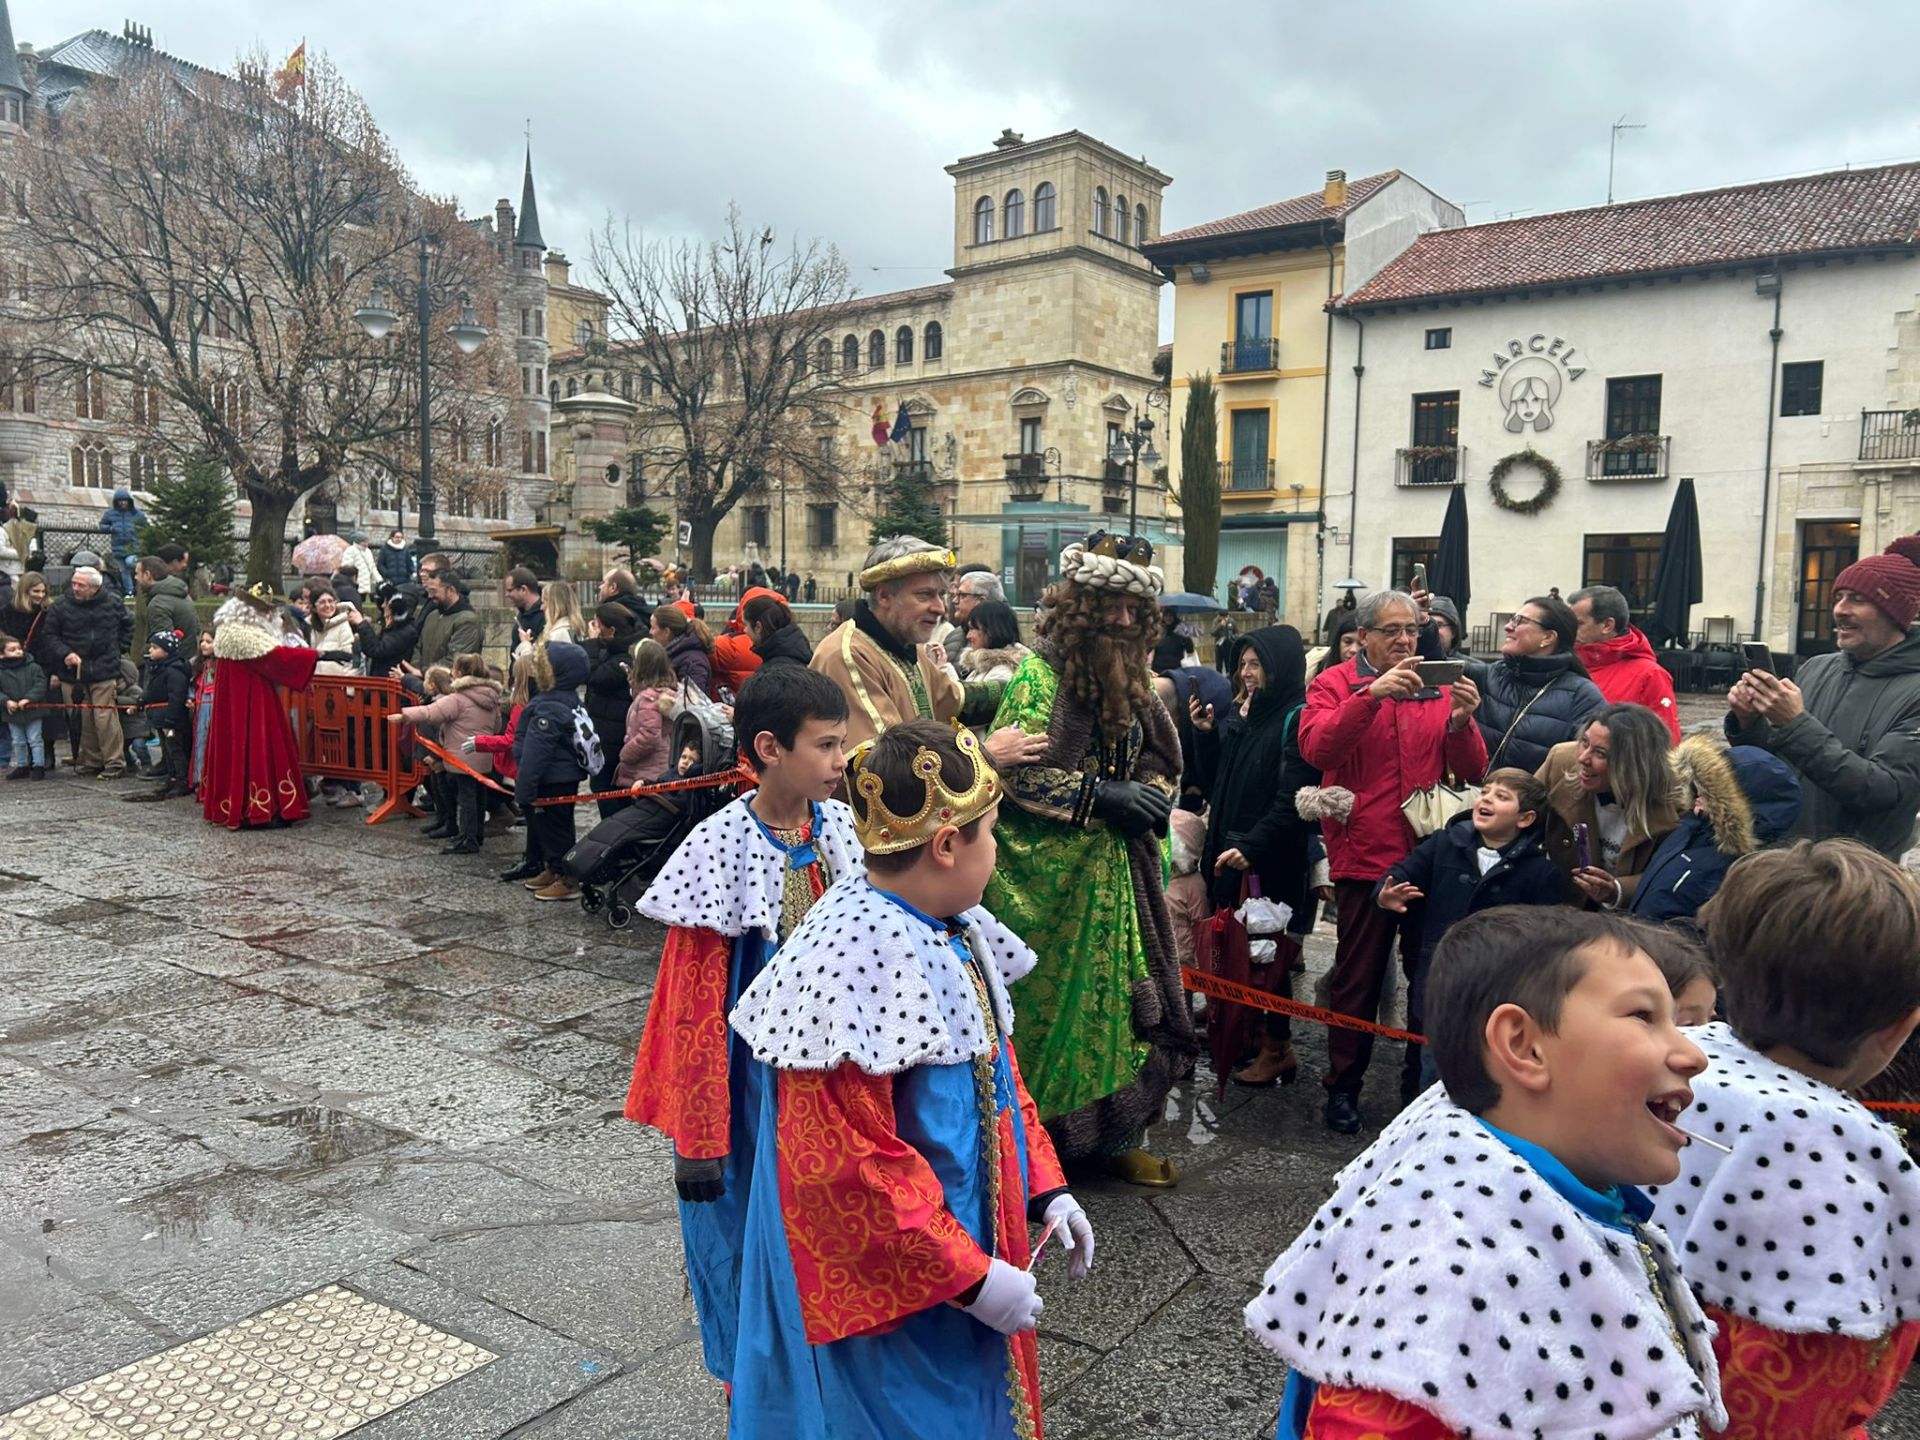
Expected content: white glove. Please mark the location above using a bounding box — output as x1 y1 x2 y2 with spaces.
1044 1194 1096 1281
962 1257 1043 1335
457 737 476 755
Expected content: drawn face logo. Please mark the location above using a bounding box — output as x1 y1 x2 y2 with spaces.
1499 356 1562 433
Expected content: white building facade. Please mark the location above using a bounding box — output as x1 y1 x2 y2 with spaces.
1321 162 1920 656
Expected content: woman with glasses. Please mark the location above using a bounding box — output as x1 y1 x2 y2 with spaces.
1465 595 1605 775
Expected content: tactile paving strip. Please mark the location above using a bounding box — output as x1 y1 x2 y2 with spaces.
0 1284 496 1439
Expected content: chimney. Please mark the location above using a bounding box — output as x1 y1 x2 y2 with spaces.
544 251 570 288
1324 169 1349 208
495 197 514 241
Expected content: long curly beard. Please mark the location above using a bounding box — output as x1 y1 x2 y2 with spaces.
1037 584 1161 739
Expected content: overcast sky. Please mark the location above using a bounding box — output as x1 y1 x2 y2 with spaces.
19 0 1920 334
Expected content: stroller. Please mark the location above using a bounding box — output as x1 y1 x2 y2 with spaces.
562 702 740 930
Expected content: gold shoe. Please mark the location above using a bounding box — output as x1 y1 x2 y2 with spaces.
1103 1148 1180 1188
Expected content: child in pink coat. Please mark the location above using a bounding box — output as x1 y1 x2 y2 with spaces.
392 653 503 854
615 639 677 790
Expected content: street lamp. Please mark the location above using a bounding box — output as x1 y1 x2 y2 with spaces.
1107 409 1163 536
354 234 490 548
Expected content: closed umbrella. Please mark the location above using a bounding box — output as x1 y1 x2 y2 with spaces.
1427 483 1471 623
1647 478 1703 647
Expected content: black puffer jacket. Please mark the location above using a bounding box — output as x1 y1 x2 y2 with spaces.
355 615 420 676
1467 651 1605 775
752 621 814 670
583 620 642 760
45 588 134 684
0 602 59 674
1191 625 1317 913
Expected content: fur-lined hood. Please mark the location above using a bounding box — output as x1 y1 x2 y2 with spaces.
449 674 500 696
1672 731 1801 855
958 642 1030 679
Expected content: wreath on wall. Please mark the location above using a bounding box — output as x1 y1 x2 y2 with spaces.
1488 447 1562 516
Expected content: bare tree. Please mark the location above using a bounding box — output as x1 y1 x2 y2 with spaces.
589 206 860 578
19 50 515 582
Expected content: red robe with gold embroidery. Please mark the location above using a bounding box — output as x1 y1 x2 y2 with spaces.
200 643 316 830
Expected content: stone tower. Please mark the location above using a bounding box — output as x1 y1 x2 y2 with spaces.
505 143 551 524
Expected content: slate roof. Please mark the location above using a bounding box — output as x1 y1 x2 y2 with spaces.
1343 161 1920 309
0 2 23 94
1149 171 1401 249
35 27 215 116
516 146 544 250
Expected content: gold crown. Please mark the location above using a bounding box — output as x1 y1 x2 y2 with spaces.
847 725 1001 853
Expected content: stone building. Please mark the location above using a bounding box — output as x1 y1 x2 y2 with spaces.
0 6 589 568
549 129 1171 599
1323 162 1920 656
1143 169 1458 618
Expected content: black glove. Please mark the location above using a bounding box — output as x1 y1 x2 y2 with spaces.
1090 779 1172 838
673 1150 726 1204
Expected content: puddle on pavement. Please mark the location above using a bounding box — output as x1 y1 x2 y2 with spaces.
231 1104 405 1166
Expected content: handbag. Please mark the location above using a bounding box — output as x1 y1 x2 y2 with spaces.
1399 670 1560 837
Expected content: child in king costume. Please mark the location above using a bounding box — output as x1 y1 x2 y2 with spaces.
727 720 1095 1439
624 666 862 1385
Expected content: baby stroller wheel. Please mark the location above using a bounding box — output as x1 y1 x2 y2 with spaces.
578 884 604 916
606 901 634 930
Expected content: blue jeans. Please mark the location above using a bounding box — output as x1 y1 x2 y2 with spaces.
7 716 44 767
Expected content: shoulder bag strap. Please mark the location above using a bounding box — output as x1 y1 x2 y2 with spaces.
1486 675 1559 771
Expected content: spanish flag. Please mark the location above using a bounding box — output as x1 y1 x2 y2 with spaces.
272 41 306 99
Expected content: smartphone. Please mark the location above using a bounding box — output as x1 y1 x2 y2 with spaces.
1574 822 1591 870
1739 642 1774 675
1411 562 1428 593
1415 659 1466 688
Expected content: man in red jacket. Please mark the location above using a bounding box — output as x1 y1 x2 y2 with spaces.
1299 590 1487 1135
1571 584 1680 744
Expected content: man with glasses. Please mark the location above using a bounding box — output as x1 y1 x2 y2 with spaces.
1299 589 1486 1134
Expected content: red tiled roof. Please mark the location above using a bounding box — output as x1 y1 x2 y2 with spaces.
1343 161 1920 308
1150 171 1402 247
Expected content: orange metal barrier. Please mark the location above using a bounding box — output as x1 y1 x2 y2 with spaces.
282 674 428 825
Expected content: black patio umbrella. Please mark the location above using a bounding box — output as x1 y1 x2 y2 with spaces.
1427 483 1471 623
1647 477 1704 647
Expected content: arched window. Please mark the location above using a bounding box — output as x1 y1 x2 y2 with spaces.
1135 202 1148 245
842 334 860 372
1033 182 1056 232
924 322 943 362
1003 189 1024 239
549 381 559 404
1116 195 1131 245
621 372 633 399
1092 186 1109 236
565 378 577 397
973 195 994 245
815 339 834 375
868 329 886 369
576 319 593 346
895 325 914 365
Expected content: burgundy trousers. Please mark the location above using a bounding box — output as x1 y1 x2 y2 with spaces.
1325 879 1421 1094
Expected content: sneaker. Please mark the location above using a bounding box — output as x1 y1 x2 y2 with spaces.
533 879 580 902
498 859 543 883
522 868 557 891
441 839 482 855
4 766 25 780
28 766 45 780
98 769 127 781
74 765 102 777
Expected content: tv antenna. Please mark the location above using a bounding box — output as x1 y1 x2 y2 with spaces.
1608 115 1646 204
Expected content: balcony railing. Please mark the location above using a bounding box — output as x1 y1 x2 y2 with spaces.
1003 452 1048 501
1396 445 1465 488
895 459 935 487
1220 337 1279 375
1102 458 1127 485
1227 457 1275 492
1586 434 1670 482
1860 409 1920 463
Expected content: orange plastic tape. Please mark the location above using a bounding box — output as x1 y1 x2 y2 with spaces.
1182 966 1426 1046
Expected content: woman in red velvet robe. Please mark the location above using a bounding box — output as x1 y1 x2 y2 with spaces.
201 590 318 830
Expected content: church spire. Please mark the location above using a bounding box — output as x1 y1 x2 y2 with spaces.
0 0 26 96
515 141 544 250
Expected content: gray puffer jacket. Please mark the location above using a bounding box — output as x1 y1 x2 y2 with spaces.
1725 631 1920 859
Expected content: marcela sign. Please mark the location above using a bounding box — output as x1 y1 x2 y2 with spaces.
1477 336 1586 435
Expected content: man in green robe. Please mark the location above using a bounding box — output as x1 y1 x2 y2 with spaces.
983 534 1197 1186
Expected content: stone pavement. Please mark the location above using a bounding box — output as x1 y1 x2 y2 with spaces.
1 762 1916 1438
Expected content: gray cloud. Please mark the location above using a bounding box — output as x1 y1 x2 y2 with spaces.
19 0 1920 325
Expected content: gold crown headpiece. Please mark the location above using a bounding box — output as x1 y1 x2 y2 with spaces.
858 547 957 591
847 725 1001 854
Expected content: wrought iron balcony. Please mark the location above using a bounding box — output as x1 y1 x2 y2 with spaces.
1227 458 1276 492
1585 434 1670 482
1003 451 1048 502
895 459 936 487
1860 409 1920 463
1396 445 1464 488
1220 337 1280 375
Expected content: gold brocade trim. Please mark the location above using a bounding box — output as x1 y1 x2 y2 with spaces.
768 824 828 940
962 953 1037 1440
858 548 956 590
838 623 894 739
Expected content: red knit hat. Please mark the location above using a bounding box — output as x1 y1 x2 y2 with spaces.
1884 534 1920 570
1834 554 1920 631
